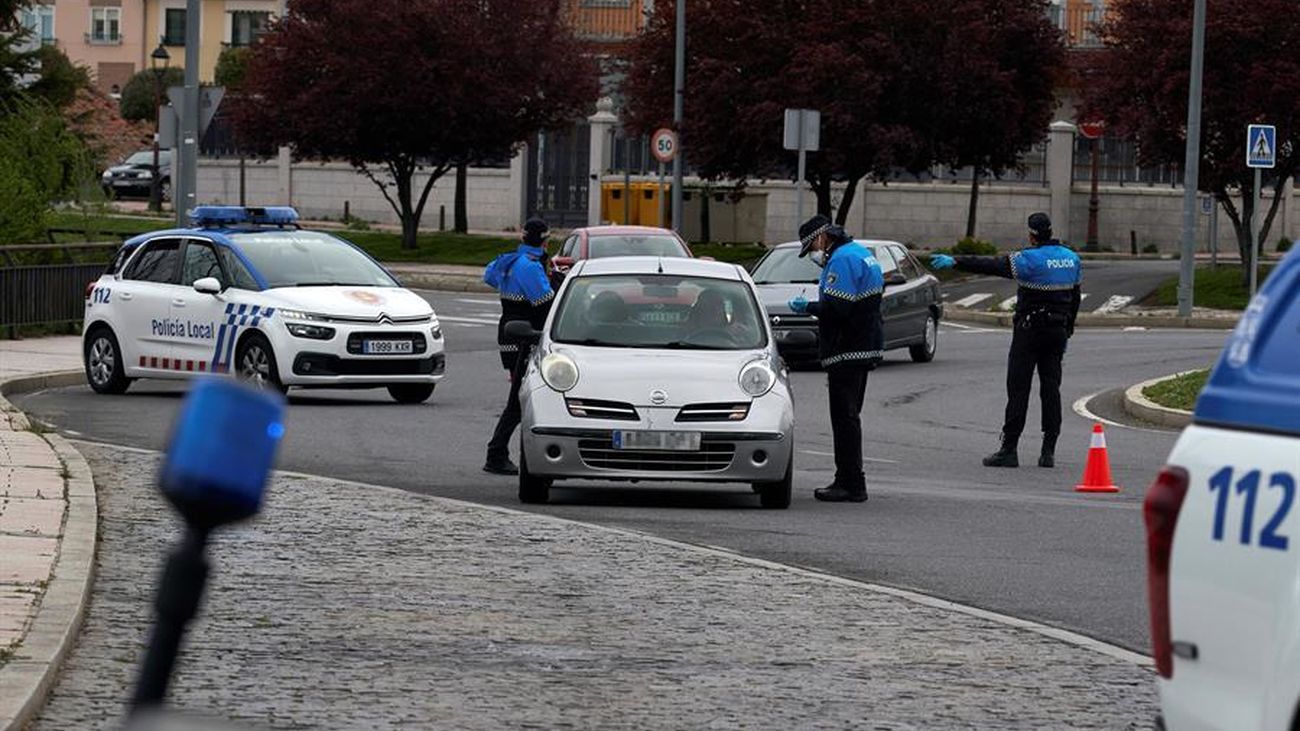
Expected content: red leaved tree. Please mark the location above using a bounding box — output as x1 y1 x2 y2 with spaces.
235 0 598 249
1084 0 1300 272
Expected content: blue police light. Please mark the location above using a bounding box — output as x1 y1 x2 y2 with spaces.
189 205 300 228
159 378 286 529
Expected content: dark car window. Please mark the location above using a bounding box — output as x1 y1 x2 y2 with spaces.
587 234 689 259
181 240 224 286
868 244 899 275
104 243 139 276
123 238 182 284
559 235 578 258
219 247 261 290
892 246 924 280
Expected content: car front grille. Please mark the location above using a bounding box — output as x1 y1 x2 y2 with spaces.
565 398 639 421
770 314 817 327
675 402 750 422
292 353 444 376
577 439 735 472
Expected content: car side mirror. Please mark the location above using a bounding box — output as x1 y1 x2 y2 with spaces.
783 329 816 347
883 271 907 287
503 320 541 345
552 256 574 273
193 277 222 295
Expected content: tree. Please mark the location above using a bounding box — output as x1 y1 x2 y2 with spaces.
0 0 37 106
236 0 598 249
933 0 1066 238
0 96 92 243
119 67 184 122
1084 0 1300 276
26 45 91 108
214 47 250 90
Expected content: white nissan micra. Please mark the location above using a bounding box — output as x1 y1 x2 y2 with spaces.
1145 244 1300 730
82 206 445 402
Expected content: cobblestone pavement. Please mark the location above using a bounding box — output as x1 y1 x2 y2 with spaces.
32 444 1158 730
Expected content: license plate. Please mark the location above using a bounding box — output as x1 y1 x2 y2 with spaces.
612 430 701 451
363 339 413 354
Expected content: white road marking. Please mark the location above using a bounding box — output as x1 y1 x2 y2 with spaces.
953 293 993 308
1071 392 1174 434
455 298 498 306
997 296 1018 311
1093 295 1134 315
439 315 500 325
940 322 999 333
801 449 899 464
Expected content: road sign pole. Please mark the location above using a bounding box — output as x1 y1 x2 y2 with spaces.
1176 0 1206 317
795 112 806 225
657 162 666 227
670 0 685 235
1210 198 1218 268
177 0 201 226
1251 167 1261 297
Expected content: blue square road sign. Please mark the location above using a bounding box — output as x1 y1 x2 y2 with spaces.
1247 124 1276 169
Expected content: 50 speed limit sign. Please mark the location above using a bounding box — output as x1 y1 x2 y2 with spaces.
651 128 678 164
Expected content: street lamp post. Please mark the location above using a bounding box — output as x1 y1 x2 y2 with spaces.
149 43 171 212
1079 120 1105 251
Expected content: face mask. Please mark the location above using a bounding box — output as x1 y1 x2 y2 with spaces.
810 250 827 267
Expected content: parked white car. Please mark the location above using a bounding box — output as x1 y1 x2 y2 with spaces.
82 206 445 403
1144 245 1300 729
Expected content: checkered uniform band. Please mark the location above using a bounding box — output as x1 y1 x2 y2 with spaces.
800 223 831 249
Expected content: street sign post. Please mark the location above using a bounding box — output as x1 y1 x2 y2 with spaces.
651 128 677 228
783 109 820 224
1246 124 1277 297
1201 195 1218 267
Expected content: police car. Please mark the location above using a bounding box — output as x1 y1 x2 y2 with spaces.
82 206 445 403
1144 244 1300 729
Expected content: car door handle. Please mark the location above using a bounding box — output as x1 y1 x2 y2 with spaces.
172 299 187 307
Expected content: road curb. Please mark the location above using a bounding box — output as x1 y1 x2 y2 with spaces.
1123 373 1196 430
391 271 492 294
943 307 1237 330
0 370 97 731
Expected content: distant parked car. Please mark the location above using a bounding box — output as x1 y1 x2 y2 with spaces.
102 150 171 201
550 226 694 275
750 240 943 365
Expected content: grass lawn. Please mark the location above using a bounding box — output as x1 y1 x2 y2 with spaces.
1143 369 1210 411
1150 265 1275 311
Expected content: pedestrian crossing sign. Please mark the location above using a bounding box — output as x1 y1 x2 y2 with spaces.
1247 124 1277 169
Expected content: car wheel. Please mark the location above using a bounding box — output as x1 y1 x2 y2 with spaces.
235 333 287 394
388 383 435 404
84 327 131 395
909 312 938 363
518 448 551 504
754 449 793 509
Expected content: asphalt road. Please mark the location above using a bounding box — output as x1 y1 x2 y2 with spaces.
13 290 1230 652
942 258 1179 313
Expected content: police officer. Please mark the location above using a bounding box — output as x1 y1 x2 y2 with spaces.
929 212 1082 468
483 217 555 475
788 215 884 502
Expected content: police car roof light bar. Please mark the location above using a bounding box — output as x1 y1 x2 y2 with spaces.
189 205 300 229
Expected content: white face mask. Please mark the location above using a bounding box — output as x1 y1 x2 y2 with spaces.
810 250 827 267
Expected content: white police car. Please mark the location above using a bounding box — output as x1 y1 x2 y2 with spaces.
82 206 445 403
1144 244 1300 729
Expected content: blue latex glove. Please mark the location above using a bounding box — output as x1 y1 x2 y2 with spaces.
929 253 956 270
788 296 809 314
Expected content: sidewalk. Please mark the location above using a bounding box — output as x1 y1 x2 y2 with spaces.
0 338 1160 728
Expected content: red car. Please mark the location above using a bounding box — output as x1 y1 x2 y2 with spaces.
551 226 695 275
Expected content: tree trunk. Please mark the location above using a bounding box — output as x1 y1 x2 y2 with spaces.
965 172 980 239
812 176 832 219
836 176 861 227
395 163 418 251
700 186 712 243
454 162 469 233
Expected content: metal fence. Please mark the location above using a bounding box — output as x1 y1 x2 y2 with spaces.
1 244 116 335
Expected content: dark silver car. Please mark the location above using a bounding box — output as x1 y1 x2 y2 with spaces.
101 150 171 200
752 239 943 365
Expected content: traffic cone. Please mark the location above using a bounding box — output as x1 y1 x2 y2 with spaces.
1075 423 1120 493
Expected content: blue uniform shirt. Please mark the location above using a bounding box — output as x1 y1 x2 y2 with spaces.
1009 244 1082 291
490 244 554 306
820 243 885 302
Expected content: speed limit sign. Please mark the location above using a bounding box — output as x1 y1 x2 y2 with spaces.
651 128 678 164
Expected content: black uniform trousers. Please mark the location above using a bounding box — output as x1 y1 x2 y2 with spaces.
827 364 871 491
1002 322 1069 440
486 347 530 463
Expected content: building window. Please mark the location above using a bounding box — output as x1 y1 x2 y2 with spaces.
164 8 186 46
20 5 56 45
88 7 122 44
229 11 271 47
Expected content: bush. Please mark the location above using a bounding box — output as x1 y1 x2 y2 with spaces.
26 46 91 109
950 237 998 256
1142 243 1160 254
214 47 250 90
119 67 185 122
0 96 93 244
1278 237 1294 253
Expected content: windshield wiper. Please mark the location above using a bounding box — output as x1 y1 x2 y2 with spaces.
556 338 631 347
293 281 367 287
659 341 714 350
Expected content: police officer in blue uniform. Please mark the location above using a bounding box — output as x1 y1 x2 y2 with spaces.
788 215 885 502
929 212 1082 468
483 217 556 475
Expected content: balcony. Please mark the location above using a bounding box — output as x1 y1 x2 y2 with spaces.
84 32 123 46
1048 1 1105 48
564 0 648 42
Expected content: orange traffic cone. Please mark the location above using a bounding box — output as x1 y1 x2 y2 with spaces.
1076 423 1121 493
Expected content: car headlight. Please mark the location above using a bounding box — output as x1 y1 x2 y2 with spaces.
541 352 579 392
279 308 326 322
101 171 111 180
286 323 336 340
739 360 775 397
430 319 443 341
138 170 153 179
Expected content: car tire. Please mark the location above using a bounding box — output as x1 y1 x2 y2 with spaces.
235 332 287 394
909 312 938 363
755 449 793 509
84 327 131 395
388 383 435 404
518 448 552 504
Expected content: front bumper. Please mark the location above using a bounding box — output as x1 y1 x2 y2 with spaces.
274 322 446 386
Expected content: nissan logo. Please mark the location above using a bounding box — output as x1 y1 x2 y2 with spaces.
650 389 668 405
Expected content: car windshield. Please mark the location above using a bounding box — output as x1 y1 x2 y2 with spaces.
751 243 880 283
552 274 766 350
229 231 398 289
124 151 153 165
587 235 688 259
